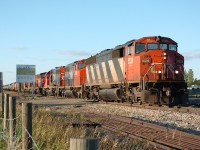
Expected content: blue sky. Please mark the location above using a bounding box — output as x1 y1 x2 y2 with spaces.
0 0 200 85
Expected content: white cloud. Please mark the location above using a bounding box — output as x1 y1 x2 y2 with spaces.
13 47 28 51
58 50 91 57
25 56 70 62
183 50 200 60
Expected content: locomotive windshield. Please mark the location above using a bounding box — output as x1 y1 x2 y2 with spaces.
147 44 158 49
147 43 177 51
136 43 177 53
169 44 177 51
160 44 168 50
161 44 177 51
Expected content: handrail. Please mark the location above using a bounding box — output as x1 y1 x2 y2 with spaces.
142 63 162 90
142 63 184 90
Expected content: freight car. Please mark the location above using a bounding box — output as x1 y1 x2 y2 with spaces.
3 36 188 106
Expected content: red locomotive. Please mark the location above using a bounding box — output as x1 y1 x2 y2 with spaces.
4 36 188 106
84 36 188 105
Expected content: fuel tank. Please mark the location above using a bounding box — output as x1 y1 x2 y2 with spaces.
64 90 76 98
99 88 122 100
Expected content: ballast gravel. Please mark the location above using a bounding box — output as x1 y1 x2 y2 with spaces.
84 104 200 135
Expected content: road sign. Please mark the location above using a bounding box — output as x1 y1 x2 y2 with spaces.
16 65 36 83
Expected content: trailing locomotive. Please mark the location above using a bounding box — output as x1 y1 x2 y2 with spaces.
4 36 188 106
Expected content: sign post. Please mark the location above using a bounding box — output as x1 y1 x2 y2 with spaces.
16 65 36 99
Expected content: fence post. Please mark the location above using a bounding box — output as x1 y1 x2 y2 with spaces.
70 138 98 150
22 103 32 150
0 93 4 117
18 83 21 99
3 93 9 130
0 72 3 93
9 96 16 149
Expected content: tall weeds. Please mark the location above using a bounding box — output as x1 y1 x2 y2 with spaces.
1 105 152 150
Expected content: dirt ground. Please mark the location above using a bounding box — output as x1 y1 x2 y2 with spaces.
0 91 95 112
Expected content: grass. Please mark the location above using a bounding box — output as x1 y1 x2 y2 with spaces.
0 97 153 149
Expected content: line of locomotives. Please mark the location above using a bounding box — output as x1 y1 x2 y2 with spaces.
5 36 189 106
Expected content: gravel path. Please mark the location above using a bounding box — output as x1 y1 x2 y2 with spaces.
83 104 200 136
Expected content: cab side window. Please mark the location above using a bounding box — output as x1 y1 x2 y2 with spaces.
135 44 145 53
78 63 85 70
127 46 132 55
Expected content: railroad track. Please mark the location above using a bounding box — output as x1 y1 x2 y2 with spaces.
5 91 200 114
84 112 200 150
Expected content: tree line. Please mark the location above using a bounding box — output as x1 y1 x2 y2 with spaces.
184 69 200 87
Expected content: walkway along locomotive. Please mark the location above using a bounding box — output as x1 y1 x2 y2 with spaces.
4 36 188 106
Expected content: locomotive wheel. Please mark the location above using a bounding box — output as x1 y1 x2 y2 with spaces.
95 95 100 102
134 95 138 102
126 94 131 103
129 98 133 104
82 92 87 100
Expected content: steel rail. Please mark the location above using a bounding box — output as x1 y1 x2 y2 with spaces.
84 112 200 149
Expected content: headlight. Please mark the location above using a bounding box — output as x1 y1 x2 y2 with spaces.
163 52 167 60
158 70 162 74
175 70 179 74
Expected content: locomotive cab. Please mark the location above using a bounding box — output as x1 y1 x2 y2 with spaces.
64 59 86 98
134 36 188 106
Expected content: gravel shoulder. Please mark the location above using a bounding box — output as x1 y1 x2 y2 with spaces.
53 101 200 136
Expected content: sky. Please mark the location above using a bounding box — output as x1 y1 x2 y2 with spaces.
0 0 200 85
